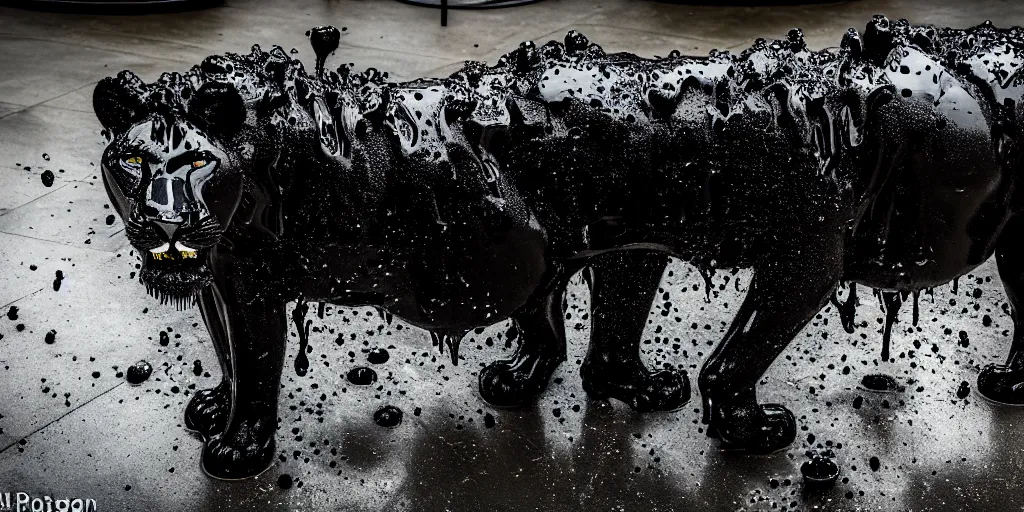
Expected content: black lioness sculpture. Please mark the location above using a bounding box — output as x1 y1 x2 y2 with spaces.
95 16 1024 479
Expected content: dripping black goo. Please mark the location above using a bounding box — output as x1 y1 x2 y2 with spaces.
94 17 1024 479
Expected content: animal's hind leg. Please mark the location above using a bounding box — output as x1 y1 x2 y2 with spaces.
698 242 841 453
478 276 568 407
184 286 232 437
581 251 690 412
978 217 1024 404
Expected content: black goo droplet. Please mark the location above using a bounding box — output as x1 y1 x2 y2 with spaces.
308 25 342 76
192 359 203 377
277 473 293 490
44 330 56 344
869 456 881 472
159 331 169 347
346 366 378 385
484 413 495 428
801 455 839 487
373 405 403 428
52 270 64 292
367 348 390 364
852 396 863 409
6 306 18 320
861 373 899 392
126 360 153 385
956 380 970 399
40 170 54 187
105 214 116 226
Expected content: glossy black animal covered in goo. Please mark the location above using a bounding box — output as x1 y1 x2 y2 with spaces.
94 16 1024 479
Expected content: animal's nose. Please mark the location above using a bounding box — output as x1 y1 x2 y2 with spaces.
153 220 180 242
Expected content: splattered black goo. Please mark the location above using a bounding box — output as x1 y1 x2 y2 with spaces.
957 381 971 399
373 405 403 428
125 360 153 385
860 374 901 393
277 473 293 490
801 455 839 487
366 348 390 364
346 367 377 386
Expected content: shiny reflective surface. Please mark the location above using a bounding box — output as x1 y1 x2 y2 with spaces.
7 1 1024 509
90 15 1024 480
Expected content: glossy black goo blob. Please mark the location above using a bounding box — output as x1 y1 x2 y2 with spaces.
96 17 1024 480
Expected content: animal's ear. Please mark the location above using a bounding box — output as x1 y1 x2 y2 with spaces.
188 82 246 139
93 71 147 135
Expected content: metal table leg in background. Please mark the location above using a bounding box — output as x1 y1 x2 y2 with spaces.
394 0 543 6
396 0 544 26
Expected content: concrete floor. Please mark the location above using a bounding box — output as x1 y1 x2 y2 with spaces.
1 0 1024 510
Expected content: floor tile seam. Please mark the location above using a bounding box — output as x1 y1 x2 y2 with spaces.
19 81 104 114
547 20 746 48
0 183 71 218
0 103 30 120
0 229 118 255
332 40 472 65
0 382 124 455
0 32 194 68
0 287 44 310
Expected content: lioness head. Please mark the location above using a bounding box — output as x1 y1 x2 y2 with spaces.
94 71 247 307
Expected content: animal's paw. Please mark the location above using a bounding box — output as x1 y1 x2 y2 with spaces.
708 401 796 453
201 417 276 480
478 354 561 407
184 383 230 436
581 359 690 412
977 364 1024 405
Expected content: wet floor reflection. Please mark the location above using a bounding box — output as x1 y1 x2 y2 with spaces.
393 401 696 511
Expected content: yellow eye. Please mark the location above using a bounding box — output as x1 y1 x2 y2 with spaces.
124 156 142 166
192 160 207 168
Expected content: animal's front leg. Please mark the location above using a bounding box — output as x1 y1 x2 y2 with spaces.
478 278 568 407
184 286 232 437
698 243 841 453
200 276 286 480
978 218 1024 404
581 251 690 412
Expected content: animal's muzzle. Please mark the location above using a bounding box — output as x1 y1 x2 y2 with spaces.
139 215 202 260
152 219 181 242
145 175 199 219
148 220 195 258
133 174 215 259
126 180 217 260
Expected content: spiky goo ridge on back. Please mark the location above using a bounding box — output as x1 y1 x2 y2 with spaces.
101 15 1024 310
106 15 1024 192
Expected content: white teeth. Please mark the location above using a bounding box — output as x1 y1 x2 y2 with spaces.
175 242 196 252
150 243 170 254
